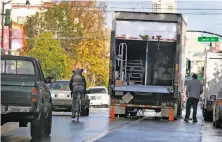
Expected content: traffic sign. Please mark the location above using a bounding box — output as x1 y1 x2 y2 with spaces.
198 37 220 42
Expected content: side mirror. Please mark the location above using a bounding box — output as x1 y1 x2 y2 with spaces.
45 76 56 84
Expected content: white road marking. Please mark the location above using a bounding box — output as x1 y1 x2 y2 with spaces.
83 116 148 142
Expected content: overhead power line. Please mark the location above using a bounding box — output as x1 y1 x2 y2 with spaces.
190 23 222 27
110 7 222 11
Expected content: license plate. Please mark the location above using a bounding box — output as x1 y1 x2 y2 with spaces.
58 93 65 98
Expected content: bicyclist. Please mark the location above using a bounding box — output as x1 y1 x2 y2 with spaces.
69 65 86 118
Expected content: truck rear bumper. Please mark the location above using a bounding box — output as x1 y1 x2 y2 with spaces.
111 103 177 117
1 105 34 115
1 105 37 124
111 103 162 108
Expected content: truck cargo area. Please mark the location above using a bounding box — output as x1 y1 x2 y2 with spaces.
115 39 176 87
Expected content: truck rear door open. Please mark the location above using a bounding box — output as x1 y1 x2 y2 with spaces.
113 15 178 93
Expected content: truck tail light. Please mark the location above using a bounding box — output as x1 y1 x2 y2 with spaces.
32 87 39 102
111 99 119 103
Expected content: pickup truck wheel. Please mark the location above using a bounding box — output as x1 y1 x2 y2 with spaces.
31 108 44 140
44 103 52 136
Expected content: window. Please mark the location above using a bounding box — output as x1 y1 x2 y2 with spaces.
1 60 5 73
87 88 107 94
17 60 35 75
1 60 35 75
6 60 16 74
17 17 26 24
49 81 70 91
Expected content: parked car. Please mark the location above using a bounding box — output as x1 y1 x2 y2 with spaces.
49 80 90 116
86 86 110 108
49 80 72 111
213 88 222 128
1 55 53 140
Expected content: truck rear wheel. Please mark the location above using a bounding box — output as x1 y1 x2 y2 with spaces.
85 107 89 116
31 108 44 140
203 109 213 121
213 120 222 128
44 103 52 137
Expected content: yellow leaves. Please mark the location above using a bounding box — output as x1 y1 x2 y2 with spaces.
23 1 109 87
26 32 68 79
73 31 109 87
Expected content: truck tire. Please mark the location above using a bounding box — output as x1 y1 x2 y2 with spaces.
213 120 221 128
176 99 182 119
44 103 52 137
85 107 89 116
203 109 213 121
31 108 44 140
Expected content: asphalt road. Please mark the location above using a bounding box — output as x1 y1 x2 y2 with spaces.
1 108 222 142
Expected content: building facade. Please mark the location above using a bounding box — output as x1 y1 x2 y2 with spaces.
1 0 56 55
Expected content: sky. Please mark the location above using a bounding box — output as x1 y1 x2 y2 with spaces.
102 0 222 35
3 0 222 35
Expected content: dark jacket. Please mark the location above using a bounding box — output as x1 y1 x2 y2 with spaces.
69 69 86 92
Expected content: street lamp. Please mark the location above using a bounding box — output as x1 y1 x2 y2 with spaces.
1 0 30 54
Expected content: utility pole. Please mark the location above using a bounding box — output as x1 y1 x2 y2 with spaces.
1 0 12 54
9 19 12 54
1 2 5 51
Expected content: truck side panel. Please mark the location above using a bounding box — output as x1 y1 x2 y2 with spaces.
178 16 186 97
204 52 222 108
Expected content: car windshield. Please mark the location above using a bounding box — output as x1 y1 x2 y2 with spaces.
87 88 106 94
1 60 35 75
49 81 70 91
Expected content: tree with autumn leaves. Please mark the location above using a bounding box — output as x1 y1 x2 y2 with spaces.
23 1 109 87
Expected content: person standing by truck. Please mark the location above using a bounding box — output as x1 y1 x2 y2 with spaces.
184 74 203 123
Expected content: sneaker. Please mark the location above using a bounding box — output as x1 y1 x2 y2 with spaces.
193 119 198 123
184 118 189 122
